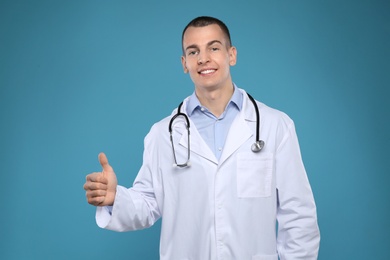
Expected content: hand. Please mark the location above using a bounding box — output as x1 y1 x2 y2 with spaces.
84 153 118 206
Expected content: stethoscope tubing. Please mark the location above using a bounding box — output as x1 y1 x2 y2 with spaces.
168 92 264 167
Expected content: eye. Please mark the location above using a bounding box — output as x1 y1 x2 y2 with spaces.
187 50 198 56
211 46 220 52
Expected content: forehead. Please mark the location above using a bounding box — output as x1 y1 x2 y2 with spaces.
182 24 227 47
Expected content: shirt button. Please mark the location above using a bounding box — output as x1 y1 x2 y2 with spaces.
201 107 205 111
218 147 222 151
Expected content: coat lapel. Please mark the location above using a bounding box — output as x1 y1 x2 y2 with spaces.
178 119 218 164
219 90 256 165
171 99 218 165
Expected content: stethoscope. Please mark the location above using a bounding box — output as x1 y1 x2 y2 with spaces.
168 93 265 167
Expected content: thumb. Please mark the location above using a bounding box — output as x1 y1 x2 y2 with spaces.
98 152 113 175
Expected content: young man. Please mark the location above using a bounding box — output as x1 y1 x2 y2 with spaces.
84 16 320 259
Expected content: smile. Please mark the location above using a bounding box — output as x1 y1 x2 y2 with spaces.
199 69 216 75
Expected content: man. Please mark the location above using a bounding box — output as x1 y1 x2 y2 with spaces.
84 16 320 259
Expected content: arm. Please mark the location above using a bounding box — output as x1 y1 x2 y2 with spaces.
276 122 320 259
94 131 162 232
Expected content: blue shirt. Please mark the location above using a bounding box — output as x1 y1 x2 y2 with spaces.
186 86 243 160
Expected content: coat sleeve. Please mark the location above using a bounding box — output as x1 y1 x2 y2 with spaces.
275 121 320 259
95 129 162 232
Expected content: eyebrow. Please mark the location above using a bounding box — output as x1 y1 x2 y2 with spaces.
184 40 223 52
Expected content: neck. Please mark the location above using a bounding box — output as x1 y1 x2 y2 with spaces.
195 83 234 117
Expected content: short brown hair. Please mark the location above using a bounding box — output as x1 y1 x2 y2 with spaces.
182 16 232 54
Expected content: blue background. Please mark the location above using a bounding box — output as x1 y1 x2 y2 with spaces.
1 0 389 259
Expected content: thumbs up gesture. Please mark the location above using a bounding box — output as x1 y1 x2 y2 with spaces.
84 153 118 206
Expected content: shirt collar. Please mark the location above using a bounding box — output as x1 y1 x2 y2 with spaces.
186 84 243 116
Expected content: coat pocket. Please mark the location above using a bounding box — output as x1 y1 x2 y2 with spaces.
236 152 273 198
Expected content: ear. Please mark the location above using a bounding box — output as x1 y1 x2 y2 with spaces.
181 56 188 73
229 46 237 66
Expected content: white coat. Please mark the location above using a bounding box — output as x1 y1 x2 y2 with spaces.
96 88 320 260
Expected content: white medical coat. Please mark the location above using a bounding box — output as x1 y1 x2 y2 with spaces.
96 88 320 260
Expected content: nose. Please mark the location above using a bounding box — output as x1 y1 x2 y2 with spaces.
197 52 210 65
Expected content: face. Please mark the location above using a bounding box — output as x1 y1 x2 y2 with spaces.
181 24 237 92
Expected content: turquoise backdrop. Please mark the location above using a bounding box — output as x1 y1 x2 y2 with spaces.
1 0 389 259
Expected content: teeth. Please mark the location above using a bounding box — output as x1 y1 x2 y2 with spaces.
200 69 215 74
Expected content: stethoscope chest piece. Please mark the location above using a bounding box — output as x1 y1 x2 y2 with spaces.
251 140 265 153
